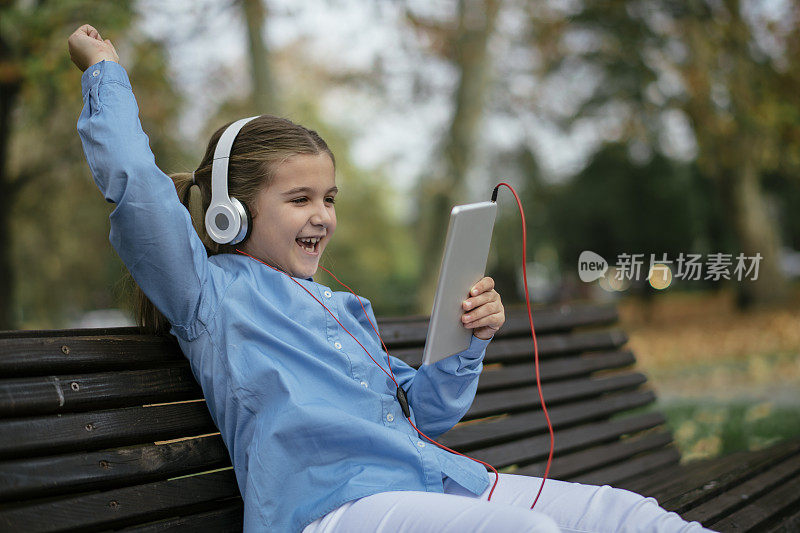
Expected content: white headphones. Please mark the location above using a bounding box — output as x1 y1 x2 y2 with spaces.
205 116 259 244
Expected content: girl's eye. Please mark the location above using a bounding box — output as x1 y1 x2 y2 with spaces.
291 197 308 204
325 197 336 205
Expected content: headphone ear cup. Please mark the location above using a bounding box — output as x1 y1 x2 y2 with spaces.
228 197 251 245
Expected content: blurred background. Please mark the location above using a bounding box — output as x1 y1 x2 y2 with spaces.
1 0 798 461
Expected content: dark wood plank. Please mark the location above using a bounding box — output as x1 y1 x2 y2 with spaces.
0 435 228 502
484 330 629 365
568 446 681 486
619 438 800 505
376 304 618 346
0 367 202 417
680 447 800 526
0 335 183 378
465 373 647 420
477 351 636 392
393 330 629 367
496 304 619 338
440 390 656 450
116 501 243 532
471 412 667 467
0 469 240 532
709 472 800 532
0 327 143 339
516 432 675 480
0 402 217 460
765 506 800 533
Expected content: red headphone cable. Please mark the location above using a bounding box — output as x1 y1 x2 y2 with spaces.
492 181 553 509
235 181 552 509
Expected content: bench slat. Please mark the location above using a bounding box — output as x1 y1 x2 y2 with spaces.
0 335 183 378
472 412 667 467
0 469 239 532
679 444 800 525
0 435 227 502
517 432 675 480
478 351 636 392
662 439 800 513
0 402 216 460
117 500 243 532
375 304 618 345
466 373 647 420
765 507 800 533
0 367 202 417
708 470 800 532
441 390 656 450
393 329 629 367
497 304 618 337
619 438 800 506
568 446 681 486
485 330 628 365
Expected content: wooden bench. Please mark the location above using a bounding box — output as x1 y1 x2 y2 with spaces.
0 302 798 532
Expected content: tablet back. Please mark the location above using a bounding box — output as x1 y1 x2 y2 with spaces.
422 201 497 365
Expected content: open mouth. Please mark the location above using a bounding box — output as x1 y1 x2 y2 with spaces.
296 237 322 255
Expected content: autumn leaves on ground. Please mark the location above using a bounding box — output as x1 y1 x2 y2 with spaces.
618 287 800 462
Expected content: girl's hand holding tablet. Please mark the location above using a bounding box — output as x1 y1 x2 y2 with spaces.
461 276 505 340
68 24 119 71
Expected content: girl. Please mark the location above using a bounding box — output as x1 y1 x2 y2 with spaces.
68 24 713 533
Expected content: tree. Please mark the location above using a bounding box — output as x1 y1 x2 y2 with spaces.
2 2 186 328
411 0 501 311
241 0 278 114
525 0 799 308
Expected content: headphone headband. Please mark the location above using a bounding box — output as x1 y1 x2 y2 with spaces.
205 116 259 244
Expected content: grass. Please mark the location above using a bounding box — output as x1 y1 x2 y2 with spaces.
615 287 800 462
658 399 800 462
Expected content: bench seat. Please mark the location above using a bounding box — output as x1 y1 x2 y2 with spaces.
0 303 797 532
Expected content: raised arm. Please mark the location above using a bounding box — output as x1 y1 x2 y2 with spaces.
70 25 214 338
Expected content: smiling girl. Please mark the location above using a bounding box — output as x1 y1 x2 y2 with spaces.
69 24 713 533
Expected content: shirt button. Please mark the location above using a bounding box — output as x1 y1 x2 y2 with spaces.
91 69 100 77
324 290 332 298
417 440 426 448
360 381 368 388
334 342 342 350
386 413 394 422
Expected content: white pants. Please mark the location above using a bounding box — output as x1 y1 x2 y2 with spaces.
303 473 716 533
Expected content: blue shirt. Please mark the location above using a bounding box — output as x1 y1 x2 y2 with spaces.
77 61 491 533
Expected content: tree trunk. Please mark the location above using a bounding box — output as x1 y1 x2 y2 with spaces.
242 0 277 114
725 160 788 308
0 72 20 329
416 0 499 312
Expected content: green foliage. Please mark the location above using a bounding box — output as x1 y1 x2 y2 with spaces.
546 143 733 271
5 2 187 328
660 400 800 462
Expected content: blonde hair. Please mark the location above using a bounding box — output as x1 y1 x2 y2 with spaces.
133 115 334 334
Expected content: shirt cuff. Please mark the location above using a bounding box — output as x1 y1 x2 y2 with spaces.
460 334 492 360
81 60 131 99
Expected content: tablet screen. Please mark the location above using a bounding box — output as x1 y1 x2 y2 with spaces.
422 201 497 365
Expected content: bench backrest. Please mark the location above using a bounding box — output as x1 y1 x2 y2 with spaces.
0 303 678 531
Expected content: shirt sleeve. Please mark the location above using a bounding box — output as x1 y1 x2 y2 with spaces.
77 60 215 339
389 335 490 439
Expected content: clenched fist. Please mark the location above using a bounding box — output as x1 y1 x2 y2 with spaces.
68 24 119 72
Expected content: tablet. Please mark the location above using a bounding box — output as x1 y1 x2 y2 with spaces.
421 201 497 366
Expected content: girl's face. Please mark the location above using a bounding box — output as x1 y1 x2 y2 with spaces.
241 153 337 279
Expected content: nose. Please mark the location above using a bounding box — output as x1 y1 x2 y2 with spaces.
310 200 333 228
